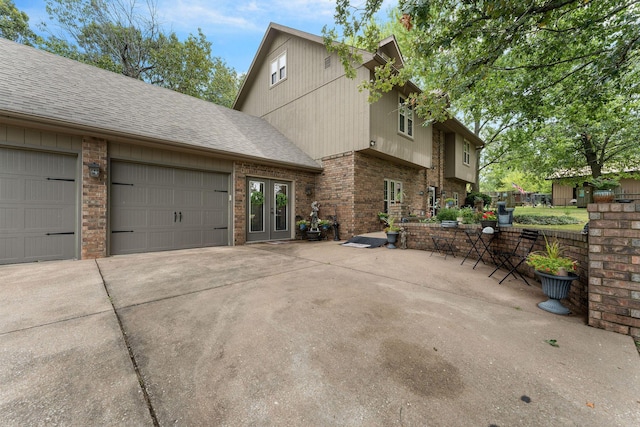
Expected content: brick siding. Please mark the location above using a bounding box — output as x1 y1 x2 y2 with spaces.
81 137 108 259
588 202 640 338
234 162 317 245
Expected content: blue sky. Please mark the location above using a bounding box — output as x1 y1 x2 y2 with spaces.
14 0 395 73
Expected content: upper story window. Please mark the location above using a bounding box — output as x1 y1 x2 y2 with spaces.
463 140 471 165
398 95 413 138
270 52 287 86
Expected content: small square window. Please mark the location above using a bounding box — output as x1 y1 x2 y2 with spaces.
270 52 287 86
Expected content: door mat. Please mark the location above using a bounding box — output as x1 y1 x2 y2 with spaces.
341 236 388 248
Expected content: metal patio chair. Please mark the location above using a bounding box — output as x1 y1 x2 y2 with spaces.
489 229 539 285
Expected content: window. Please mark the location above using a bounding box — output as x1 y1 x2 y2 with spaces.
453 192 459 207
384 179 403 213
270 52 287 86
398 96 413 138
463 140 471 165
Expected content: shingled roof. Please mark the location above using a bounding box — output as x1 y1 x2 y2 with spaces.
0 38 321 170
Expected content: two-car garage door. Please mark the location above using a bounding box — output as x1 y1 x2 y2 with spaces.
0 147 77 265
110 161 229 255
0 150 230 264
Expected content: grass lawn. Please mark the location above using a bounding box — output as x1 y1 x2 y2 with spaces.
510 206 589 232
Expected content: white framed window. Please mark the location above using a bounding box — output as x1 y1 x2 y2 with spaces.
384 178 403 212
270 52 287 86
463 140 471 165
453 192 459 207
398 95 413 138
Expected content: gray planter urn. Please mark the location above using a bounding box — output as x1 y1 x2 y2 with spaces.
536 271 577 315
386 231 399 249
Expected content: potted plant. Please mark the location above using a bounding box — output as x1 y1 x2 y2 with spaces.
526 235 578 315
296 219 310 231
384 216 402 249
377 212 389 230
591 177 619 203
480 210 497 228
318 219 332 230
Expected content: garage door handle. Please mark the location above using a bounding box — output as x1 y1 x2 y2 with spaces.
179 212 182 222
174 212 177 222
46 232 75 235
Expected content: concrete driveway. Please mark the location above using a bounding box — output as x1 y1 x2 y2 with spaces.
1 239 639 426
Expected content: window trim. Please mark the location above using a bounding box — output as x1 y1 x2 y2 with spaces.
270 51 287 87
463 139 471 165
398 95 413 138
384 178 403 213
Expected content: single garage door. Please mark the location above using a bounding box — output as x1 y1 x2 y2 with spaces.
0 147 77 264
110 161 229 255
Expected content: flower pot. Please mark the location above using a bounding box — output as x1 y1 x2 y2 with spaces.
535 271 577 315
386 231 399 249
593 190 614 203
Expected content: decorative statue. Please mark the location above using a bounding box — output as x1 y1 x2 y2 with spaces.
310 201 320 230
399 227 408 249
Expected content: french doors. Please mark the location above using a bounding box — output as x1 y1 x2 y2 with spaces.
246 178 291 242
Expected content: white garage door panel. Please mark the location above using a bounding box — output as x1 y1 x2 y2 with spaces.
111 161 229 255
0 147 77 264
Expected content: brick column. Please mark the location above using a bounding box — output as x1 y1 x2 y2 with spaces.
587 202 640 338
81 137 108 259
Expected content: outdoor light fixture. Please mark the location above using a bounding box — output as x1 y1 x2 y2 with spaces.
88 162 101 178
305 184 314 196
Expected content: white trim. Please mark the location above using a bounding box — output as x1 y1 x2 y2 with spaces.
270 51 287 86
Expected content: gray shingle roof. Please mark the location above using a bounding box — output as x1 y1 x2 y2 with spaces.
0 38 321 170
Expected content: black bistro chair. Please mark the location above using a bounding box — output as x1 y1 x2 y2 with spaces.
489 229 539 285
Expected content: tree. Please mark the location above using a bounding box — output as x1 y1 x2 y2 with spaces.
327 1 640 182
38 0 240 106
0 0 40 45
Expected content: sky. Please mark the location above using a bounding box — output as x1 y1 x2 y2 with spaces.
14 0 395 74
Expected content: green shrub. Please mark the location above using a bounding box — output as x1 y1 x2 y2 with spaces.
459 207 476 224
514 215 580 225
437 208 460 222
465 191 491 207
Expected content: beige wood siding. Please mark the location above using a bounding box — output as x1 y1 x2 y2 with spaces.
0 124 82 152
620 178 640 199
241 34 345 118
369 89 432 168
262 67 369 160
444 133 476 184
552 183 574 205
109 142 233 173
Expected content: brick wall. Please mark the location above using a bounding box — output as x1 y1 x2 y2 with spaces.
81 137 108 259
316 153 356 238
234 162 318 245
587 203 640 338
402 223 589 313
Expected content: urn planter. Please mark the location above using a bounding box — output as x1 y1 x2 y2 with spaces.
386 231 399 249
593 189 614 203
535 271 577 315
